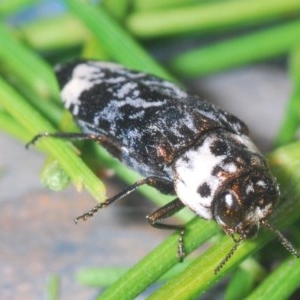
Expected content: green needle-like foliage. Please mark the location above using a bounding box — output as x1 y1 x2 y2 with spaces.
1 1 300 299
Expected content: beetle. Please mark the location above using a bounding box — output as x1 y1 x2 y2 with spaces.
27 60 299 273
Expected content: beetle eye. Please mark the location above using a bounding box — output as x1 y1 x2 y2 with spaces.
213 190 260 237
214 192 244 229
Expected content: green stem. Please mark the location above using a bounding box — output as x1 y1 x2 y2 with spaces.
170 19 300 77
99 217 219 300
0 23 58 99
274 47 300 147
0 0 36 15
46 274 60 300
19 13 91 52
133 0 214 11
0 76 106 201
102 0 130 21
127 0 300 37
247 257 300 300
224 259 266 300
77 260 193 287
0 110 32 142
66 0 175 81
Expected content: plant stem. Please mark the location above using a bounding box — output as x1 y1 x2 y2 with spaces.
247 257 300 300
170 19 300 77
0 23 58 99
66 0 175 81
19 13 91 52
127 0 300 37
0 0 36 15
133 0 212 11
0 76 106 201
99 217 219 299
274 47 300 147
0 110 32 142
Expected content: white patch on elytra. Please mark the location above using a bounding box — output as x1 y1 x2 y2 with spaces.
93 98 167 131
126 127 141 143
173 135 226 219
60 63 103 114
119 97 167 109
60 62 135 114
133 89 140 97
114 82 138 99
223 163 237 173
173 131 257 219
61 74 92 113
129 111 145 120
105 76 126 84
245 183 254 194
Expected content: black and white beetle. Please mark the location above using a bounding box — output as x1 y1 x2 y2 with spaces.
27 60 299 273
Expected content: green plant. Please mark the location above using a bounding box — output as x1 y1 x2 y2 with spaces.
1 0 300 299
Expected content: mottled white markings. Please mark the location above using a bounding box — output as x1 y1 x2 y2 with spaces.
133 89 140 97
119 98 167 109
174 136 226 219
223 163 237 173
234 134 260 154
126 128 141 143
256 180 266 187
105 76 126 84
61 62 134 113
60 63 103 114
93 98 167 128
60 78 84 115
114 82 138 99
143 79 188 99
173 132 256 219
128 111 145 120
245 183 254 194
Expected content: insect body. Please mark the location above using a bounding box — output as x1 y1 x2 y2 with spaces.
28 60 298 273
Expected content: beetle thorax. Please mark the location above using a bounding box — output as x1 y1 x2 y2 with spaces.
174 136 222 219
173 131 269 220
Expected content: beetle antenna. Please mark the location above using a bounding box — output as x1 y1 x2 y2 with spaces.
261 220 299 258
214 235 243 275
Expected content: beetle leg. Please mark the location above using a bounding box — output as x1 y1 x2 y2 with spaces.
147 198 186 260
74 176 174 223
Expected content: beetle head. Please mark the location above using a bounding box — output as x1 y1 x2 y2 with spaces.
213 171 299 274
213 171 279 238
